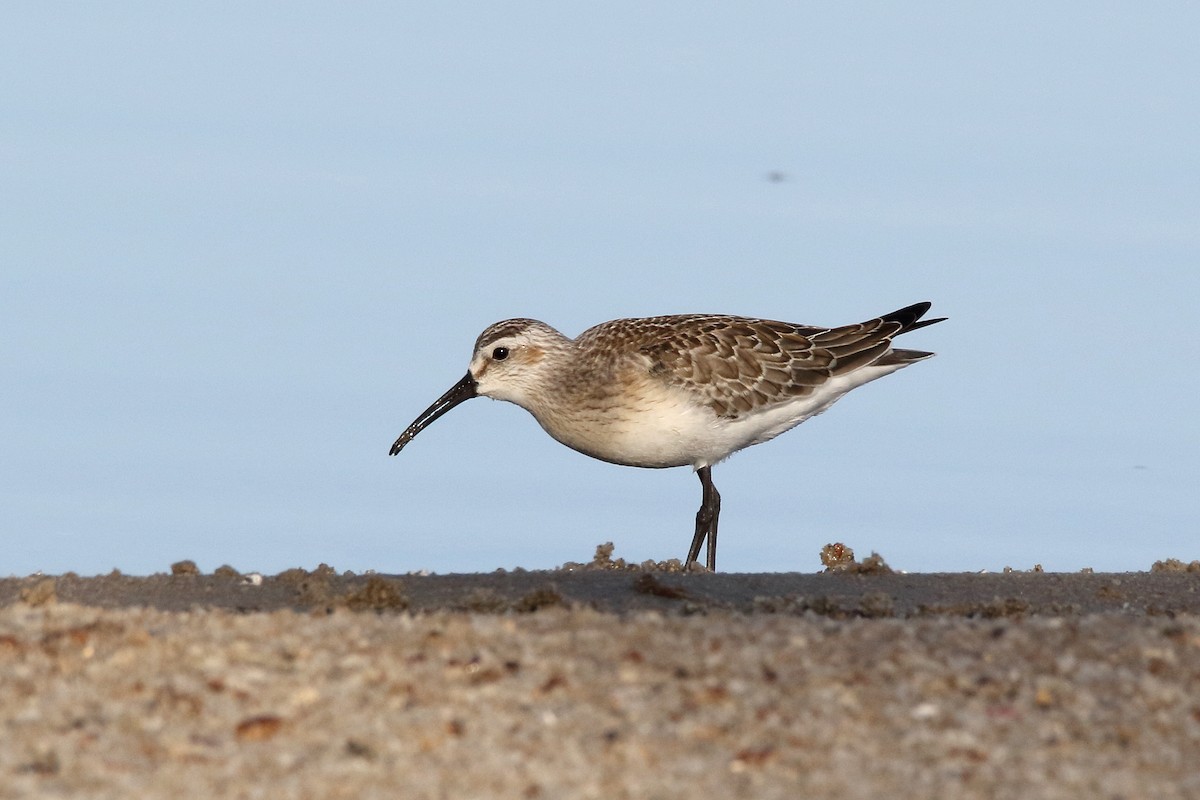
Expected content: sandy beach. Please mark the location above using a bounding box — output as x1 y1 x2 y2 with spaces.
2 555 1198 799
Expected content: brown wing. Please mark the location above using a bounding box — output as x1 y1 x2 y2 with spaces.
588 313 916 419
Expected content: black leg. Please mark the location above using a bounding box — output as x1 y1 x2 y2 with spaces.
685 466 721 570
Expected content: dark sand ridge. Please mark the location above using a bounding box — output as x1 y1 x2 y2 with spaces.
4 544 1200 616
2 547 1199 798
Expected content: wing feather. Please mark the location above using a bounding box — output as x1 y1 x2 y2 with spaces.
578 306 940 419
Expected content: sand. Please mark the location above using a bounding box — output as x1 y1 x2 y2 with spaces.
2 556 1199 798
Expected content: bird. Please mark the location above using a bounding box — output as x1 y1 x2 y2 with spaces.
390 302 944 571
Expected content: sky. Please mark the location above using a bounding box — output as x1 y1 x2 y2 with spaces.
3 3 1198 576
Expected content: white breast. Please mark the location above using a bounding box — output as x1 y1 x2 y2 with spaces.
529 360 913 470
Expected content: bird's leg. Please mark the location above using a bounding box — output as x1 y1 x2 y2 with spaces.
685 466 721 571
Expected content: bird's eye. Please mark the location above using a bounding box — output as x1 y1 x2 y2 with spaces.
492 347 509 361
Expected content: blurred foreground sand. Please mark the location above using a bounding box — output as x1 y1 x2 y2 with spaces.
1 566 1198 799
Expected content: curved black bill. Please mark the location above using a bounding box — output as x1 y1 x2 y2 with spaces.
389 372 478 456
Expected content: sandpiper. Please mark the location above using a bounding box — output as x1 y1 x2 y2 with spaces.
390 302 944 570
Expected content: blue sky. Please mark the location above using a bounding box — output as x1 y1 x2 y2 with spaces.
3 3 1198 575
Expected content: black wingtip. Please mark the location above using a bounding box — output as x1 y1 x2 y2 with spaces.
883 302 946 334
